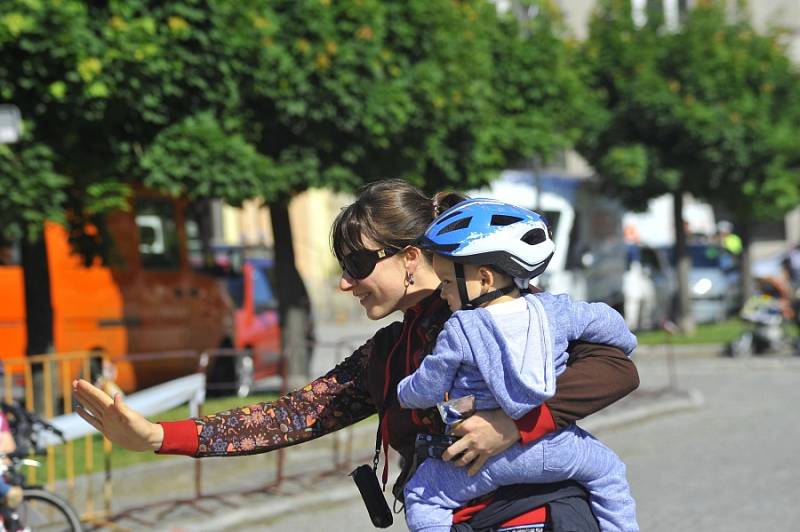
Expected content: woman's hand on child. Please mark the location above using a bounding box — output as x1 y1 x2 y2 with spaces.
443 409 520 476
72 379 164 452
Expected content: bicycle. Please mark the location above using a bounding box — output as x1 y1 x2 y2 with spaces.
0 402 82 532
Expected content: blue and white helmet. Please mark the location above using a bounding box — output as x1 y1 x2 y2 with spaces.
419 198 555 286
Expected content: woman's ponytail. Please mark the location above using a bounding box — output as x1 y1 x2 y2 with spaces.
431 191 467 218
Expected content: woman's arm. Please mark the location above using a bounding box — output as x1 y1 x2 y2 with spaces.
185 344 377 457
444 342 638 473
75 339 379 457
542 341 639 433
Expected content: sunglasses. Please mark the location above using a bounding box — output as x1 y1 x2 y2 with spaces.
341 247 402 280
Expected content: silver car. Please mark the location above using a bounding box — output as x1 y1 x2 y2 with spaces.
685 244 741 323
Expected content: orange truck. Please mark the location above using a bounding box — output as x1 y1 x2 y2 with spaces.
0 194 241 392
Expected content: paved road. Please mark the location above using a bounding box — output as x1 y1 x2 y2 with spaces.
231 354 800 532
603 355 800 531
79 317 798 532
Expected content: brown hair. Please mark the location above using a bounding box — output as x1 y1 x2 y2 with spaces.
331 179 466 263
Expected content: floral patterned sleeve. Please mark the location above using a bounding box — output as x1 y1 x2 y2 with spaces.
192 339 377 457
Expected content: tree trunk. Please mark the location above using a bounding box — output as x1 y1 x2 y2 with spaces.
672 190 696 335
21 230 55 413
738 219 754 304
268 198 313 388
21 233 53 356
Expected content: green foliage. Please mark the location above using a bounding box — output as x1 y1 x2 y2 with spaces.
635 318 745 345
579 0 800 220
141 112 277 204
0 0 98 240
475 2 593 179
0 135 67 242
1 0 592 252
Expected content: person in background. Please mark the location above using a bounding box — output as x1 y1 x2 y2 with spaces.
782 244 800 336
0 411 22 509
716 220 742 256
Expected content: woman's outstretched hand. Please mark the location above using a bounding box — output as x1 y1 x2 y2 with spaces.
72 379 164 452
442 409 520 476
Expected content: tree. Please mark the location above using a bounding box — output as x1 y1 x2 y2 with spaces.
664 2 800 300
578 0 800 332
0 0 275 361
243 0 591 381
2 0 594 384
0 0 107 355
475 0 596 178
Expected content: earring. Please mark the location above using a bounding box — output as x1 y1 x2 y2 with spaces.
405 271 415 287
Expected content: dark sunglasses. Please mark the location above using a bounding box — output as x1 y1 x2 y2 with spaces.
341 247 402 280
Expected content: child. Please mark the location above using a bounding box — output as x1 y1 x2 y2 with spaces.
397 198 638 532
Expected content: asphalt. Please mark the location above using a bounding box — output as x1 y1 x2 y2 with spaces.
69 327 729 531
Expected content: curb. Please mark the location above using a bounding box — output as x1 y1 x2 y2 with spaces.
634 343 724 358
580 389 704 433
170 484 364 532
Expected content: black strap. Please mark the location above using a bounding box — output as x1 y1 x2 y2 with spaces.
467 284 516 309
372 420 382 474
450 481 598 532
455 263 471 309
454 262 516 310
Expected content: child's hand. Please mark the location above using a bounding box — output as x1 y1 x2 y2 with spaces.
443 409 519 476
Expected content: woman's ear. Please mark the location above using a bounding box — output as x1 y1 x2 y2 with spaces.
402 246 422 273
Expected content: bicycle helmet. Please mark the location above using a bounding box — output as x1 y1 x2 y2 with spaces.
419 198 555 309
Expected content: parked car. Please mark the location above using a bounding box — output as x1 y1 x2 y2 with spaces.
623 244 676 331
203 245 315 396
666 243 741 324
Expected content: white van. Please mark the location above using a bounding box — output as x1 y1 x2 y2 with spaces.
470 170 626 311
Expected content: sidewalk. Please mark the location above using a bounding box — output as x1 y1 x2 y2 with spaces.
74 322 707 531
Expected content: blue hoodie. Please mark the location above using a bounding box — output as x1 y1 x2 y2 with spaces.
398 292 637 419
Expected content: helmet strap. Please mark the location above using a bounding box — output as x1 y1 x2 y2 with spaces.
454 262 471 309
454 262 516 310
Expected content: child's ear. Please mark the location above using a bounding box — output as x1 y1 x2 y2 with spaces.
478 266 494 287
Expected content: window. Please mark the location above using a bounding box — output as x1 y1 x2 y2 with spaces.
184 202 215 271
225 276 245 309
0 239 21 266
633 0 690 30
135 198 180 270
185 218 204 270
252 266 277 312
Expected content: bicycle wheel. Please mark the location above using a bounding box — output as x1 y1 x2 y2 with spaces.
17 488 82 531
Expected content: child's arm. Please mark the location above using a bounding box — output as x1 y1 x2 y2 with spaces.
547 294 637 355
397 322 463 410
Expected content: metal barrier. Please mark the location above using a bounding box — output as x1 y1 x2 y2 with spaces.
161 337 374 500
0 350 208 525
0 334 379 529
1 350 107 519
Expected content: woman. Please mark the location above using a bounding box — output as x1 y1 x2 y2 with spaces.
74 179 638 530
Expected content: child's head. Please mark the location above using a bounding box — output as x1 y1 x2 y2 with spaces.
419 198 554 311
431 254 515 311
